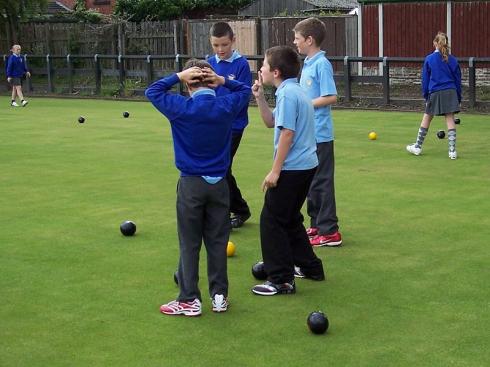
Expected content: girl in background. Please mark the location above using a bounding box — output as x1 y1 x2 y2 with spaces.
406 32 461 160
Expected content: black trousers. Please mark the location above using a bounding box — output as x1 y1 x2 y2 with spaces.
176 177 230 302
260 169 324 284
226 132 250 217
307 141 339 235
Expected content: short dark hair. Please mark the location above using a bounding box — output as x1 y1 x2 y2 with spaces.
210 22 234 39
265 46 300 80
293 17 327 46
183 59 214 88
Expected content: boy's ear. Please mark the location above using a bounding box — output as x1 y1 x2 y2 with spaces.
272 68 281 79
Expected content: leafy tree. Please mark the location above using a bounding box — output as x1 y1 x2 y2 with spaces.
0 0 47 46
114 0 253 21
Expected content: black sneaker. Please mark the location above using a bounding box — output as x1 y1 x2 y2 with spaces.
230 213 251 228
252 280 296 296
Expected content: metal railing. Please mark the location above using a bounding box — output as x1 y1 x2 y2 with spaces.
2 54 489 108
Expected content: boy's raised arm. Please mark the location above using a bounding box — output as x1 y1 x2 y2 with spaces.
145 73 187 120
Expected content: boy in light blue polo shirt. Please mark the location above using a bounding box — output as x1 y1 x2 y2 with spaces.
251 46 325 296
294 17 342 248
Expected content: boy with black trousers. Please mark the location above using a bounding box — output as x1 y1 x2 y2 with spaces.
145 59 251 315
207 22 252 228
251 46 325 296
293 17 342 247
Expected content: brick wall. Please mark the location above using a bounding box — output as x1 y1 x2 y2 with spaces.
362 67 490 87
85 0 116 15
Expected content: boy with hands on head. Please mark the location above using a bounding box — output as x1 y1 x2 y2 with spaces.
145 59 251 316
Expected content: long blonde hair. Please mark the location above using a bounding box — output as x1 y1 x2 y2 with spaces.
433 32 450 62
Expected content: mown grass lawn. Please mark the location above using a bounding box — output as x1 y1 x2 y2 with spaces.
1 96 489 366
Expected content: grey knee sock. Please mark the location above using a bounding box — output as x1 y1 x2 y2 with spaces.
415 127 428 148
448 129 456 152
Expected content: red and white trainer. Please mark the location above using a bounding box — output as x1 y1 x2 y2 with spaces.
310 231 342 247
306 227 318 239
160 298 202 316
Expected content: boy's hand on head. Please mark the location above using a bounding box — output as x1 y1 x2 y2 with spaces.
202 67 224 88
252 71 264 99
177 67 203 85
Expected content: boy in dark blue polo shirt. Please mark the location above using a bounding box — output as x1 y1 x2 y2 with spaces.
6 44 30 107
145 59 251 316
251 46 325 296
207 22 252 228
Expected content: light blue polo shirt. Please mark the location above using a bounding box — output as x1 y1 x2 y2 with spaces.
272 78 318 171
300 51 337 143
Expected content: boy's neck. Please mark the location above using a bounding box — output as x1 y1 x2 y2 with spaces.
273 78 286 88
305 46 322 58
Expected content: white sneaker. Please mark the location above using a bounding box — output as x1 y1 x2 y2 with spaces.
211 294 229 312
21 100 28 107
11 101 19 107
406 144 422 156
294 266 305 278
449 151 457 160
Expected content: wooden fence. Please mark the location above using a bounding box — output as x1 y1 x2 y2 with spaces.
1 16 357 61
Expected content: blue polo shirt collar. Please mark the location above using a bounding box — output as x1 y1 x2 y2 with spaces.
304 50 326 65
191 88 216 98
275 78 298 96
215 50 241 63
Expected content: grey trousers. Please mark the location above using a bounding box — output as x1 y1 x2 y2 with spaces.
175 177 230 302
307 141 339 235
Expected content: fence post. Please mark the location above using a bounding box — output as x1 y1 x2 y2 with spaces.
382 57 390 105
146 55 153 86
468 57 476 108
118 54 125 96
94 54 101 95
66 54 73 93
46 54 54 93
24 55 33 92
175 54 183 95
343 56 351 102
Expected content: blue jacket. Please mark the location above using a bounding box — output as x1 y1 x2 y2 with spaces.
6 54 28 78
145 74 251 177
422 51 461 102
207 54 252 134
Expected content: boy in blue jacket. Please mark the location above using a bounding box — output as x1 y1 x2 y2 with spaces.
6 45 30 107
146 59 250 316
207 22 252 228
